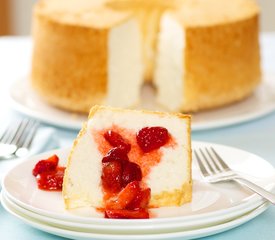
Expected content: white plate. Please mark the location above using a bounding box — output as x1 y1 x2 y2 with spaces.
0 189 270 234
0 191 270 240
9 73 275 131
1 141 274 229
1 189 269 234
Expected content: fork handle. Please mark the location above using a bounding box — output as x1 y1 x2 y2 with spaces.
234 177 275 205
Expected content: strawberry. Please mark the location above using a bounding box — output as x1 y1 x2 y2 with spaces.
104 130 131 153
101 161 123 193
36 167 65 191
32 154 59 177
121 161 142 187
102 147 129 164
136 127 169 152
105 181 140 210
127 188 151 210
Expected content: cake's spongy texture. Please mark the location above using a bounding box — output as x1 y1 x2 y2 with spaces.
63 105 192 209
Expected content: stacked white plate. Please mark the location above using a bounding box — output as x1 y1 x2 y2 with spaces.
1 141 275 240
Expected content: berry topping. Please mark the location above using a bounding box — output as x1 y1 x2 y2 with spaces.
32 154 59 177
32 154 65 191
36 167 65 191
101 161 123 193
136 127 169 153
102 147 129 164
122 161 142 187
101 146 143 192
104 130 131 153
104 181 151 219
105 181 140 210
99 128 156 219
105 209 149 219
127 188 151 210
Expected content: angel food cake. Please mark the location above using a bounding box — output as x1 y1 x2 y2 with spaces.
62 105 192 218
31 0 260 113
154 0 260 112
31 0 143 112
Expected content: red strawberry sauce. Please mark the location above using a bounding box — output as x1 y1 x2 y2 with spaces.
92 125 176 219
92 125 176 178
32 154 65 191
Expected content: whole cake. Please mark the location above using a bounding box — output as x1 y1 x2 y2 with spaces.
31 0 260 113
62 105 192 218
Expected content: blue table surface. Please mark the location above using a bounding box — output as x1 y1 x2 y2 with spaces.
0 35 274 239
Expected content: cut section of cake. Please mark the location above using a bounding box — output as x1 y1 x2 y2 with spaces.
63 105 192 217
154 0 260 112
32 0 143 113
106 0 180 81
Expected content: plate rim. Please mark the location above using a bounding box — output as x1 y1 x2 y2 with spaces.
0 189 267 233
0 191 270 240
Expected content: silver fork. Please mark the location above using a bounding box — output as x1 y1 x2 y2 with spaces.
194 147 275 205
0 118 39 159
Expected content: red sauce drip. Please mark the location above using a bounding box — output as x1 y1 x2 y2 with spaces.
92 125 176 177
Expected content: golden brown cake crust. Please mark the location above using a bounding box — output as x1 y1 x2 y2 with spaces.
31 1 133 113
31 16 108 113
181 14 260 112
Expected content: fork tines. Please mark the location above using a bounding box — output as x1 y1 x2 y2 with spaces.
194 147 230 177
16 119 39 149
194 146 275 204
0 118 39 158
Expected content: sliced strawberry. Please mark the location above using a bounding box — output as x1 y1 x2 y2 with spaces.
104 130 131 153
127 188 151 210
105 181 140 210
102 147 129 164
36 167 65 191
122 161 142 187
101 161 123 193
32 154 59 177
105 209 149 219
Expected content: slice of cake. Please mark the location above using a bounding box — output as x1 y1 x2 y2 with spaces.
32 0 143 113
154 0 260 112
63 105 192 218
